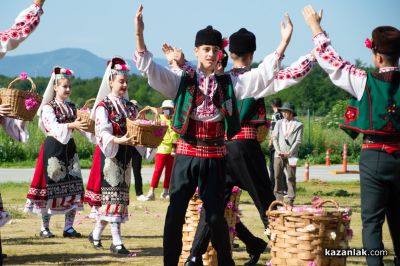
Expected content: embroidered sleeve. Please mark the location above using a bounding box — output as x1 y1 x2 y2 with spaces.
95 106 118 158
134 50 182 99
0 117 29 142
232 52 281 100
268 53 316 94
41 105 71 144
0 4 44 59
313 32 367 100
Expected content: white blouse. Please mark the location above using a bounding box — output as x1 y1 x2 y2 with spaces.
0 4 44 59
40 100 73 144
95 94 128 159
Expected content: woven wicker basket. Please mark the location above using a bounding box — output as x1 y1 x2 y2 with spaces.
0 77 42 121
126 106 167 148
179 188 241 266
266 200 351 266
77 98 95 133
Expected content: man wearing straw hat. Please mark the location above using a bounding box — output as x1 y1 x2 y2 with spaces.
272 102 303 207
0 0 46 263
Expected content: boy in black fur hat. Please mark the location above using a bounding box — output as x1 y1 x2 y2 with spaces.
303 6 400 266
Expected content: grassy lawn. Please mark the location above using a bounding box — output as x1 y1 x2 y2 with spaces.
0 181 395 265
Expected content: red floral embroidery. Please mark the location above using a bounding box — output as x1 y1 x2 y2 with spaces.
344 106 358 124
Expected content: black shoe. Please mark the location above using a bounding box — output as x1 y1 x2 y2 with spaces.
40 228 55 238
244 238 267 266
184 257 203 266
395 256 399 266
88 232 103 250
63 227 82 238
110 244 130 255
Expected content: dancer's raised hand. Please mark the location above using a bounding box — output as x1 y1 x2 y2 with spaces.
34 0 45 7
281 13 293 45
135 4 144 36
302 6 324 36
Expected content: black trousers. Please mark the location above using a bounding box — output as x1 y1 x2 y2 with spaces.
131 147 143 196
360 148 400 266
163 154 234 266
190 140 275 258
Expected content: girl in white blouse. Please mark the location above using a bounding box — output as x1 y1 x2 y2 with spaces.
24 67 88 239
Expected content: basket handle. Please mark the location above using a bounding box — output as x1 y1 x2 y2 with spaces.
267 200 287 212
7 77 37 93
136 105 161 124
315 199 340 209
82 98 96 108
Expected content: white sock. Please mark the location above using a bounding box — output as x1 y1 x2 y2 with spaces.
111 222 123 246
93 220 107 243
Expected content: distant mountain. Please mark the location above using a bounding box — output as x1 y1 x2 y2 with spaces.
0 48 170 79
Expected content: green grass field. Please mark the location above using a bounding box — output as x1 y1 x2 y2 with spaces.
0 181 395 265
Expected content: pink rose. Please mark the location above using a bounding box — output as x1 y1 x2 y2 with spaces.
232 186 240 193
226 201 233 209
154 128 165 137
25 97 38 111
346 228 353 240
19 72 28 80
365 38 373 49
218 50 223 61
222 38 229 48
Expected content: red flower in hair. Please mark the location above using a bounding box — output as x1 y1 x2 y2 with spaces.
107 60 111 66
218 50 223 61
365 38 373 49
222 38 229 48
65 69 72 75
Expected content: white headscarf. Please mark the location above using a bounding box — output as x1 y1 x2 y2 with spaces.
90 57 130 120
37 66 74 132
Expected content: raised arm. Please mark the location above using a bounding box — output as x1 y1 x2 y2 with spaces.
264 53 316 96
134 5 181 99
233 13 293 100
302 6 367 100
0 1 44 59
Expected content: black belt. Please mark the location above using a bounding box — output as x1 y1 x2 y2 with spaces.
181 135 225 147
363 134 400 144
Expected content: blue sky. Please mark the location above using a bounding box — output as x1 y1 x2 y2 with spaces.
1 0 399 66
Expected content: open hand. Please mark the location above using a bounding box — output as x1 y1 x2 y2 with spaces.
162 43 175 63
280 13 293 44
34 0 45 7
69 118 88 131
302 6 324 36
135 4 144 36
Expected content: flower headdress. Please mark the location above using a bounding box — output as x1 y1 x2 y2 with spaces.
108 58 131 76
54 67 74 80
37 66 75 132
90 57 130 120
